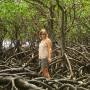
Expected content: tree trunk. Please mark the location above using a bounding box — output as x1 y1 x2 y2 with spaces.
56 0 67 56
46 2 55 40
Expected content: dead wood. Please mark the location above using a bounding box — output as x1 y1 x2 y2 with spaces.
0 43 90 90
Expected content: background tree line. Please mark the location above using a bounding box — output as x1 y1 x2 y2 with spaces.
0 0 90 56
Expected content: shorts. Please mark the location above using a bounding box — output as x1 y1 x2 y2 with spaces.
39 58 49 69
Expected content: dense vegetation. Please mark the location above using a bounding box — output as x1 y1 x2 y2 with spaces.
0 0 90 90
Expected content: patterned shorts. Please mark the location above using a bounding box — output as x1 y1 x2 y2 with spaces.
39 58 49 69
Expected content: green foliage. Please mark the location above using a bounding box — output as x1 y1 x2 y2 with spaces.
0 0 90 44
0 0 37 40
63 0 90 43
